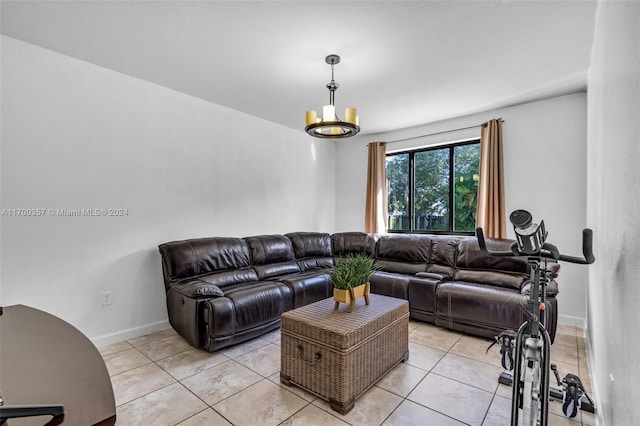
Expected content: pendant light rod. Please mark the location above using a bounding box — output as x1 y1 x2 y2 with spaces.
326 55 339 109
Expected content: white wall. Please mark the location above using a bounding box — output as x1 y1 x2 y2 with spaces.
0 36 336 345
336 93 588 326
586 1 640 424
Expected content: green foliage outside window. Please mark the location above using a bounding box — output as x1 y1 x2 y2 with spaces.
453 144 480 232
386 141 480 233
386 153 409 230
414 150 449 231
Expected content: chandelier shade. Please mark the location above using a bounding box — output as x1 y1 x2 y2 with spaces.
305 54 360 138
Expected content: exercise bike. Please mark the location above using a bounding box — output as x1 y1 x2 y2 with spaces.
476 210 595 426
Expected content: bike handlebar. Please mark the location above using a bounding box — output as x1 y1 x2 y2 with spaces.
558 229 595 264
475 227 595 265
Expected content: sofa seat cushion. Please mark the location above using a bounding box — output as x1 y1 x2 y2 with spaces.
207 281 293 336
435 281 527 338
369 271 409 299
274 270 332 308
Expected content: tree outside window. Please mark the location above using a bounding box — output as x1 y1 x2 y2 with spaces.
386 153 409 231
386 140 480 234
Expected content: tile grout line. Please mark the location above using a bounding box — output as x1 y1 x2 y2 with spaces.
402 330 494 424
105 334 306 424
383 369 470 426
103 322 589 425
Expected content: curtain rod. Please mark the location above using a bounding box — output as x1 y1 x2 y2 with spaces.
382 119 504 144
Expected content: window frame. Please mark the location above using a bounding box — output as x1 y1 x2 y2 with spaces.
386 138 481 236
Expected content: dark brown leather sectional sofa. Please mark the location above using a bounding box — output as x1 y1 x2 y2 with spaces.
158 231 558 352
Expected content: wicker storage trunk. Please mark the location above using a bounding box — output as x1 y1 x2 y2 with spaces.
280 294 409 414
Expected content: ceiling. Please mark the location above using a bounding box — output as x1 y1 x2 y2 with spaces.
0 1 597 136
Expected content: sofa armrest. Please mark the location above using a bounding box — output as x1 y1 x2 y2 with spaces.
174 279 224 298
415 272 451 281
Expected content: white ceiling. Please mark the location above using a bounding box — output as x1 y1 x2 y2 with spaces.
0 1 597 135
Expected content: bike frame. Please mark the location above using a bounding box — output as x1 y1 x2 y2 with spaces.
510 258 552 426
476 211 594 426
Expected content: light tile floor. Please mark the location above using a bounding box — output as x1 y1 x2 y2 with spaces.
99 321 596 426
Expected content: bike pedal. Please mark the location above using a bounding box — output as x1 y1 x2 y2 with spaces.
549 387 563 400
498 372 513 386
580 396 595 413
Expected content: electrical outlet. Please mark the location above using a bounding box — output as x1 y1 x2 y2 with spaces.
100 291 113 306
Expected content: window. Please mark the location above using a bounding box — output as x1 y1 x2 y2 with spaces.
386 140 480 234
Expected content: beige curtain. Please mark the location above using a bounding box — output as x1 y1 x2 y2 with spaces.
476 119 506 238
364 142 387 233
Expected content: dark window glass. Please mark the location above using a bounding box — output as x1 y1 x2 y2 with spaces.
414 150 449 231
386 140 480 234
386 153 409 231
453 144 480 232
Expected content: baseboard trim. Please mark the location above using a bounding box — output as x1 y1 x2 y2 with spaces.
91 319 171 348
558 314 586 329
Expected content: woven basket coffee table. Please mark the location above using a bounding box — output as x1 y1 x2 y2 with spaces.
280 293 409 414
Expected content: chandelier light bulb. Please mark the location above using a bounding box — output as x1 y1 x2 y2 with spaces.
345 108 357 125
306 110 317 125
322 105 336 122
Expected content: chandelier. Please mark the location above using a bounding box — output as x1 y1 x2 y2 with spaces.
305 54 360 138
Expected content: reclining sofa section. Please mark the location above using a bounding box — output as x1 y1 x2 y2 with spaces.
158 231 558 352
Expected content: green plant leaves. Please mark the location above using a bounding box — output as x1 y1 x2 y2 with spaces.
329 254 380 290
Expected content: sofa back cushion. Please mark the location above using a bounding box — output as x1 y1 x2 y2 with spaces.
375 234 432 274
286 232 333 258
430 237 458 267
244 234 300 279
286 232 333 270
375 234 459 276
332 232 377 257
377 234 432 263
159 237 252 283
456 237 528 273
454 237 528 290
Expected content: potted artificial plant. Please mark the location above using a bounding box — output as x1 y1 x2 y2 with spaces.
330 254 380 312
